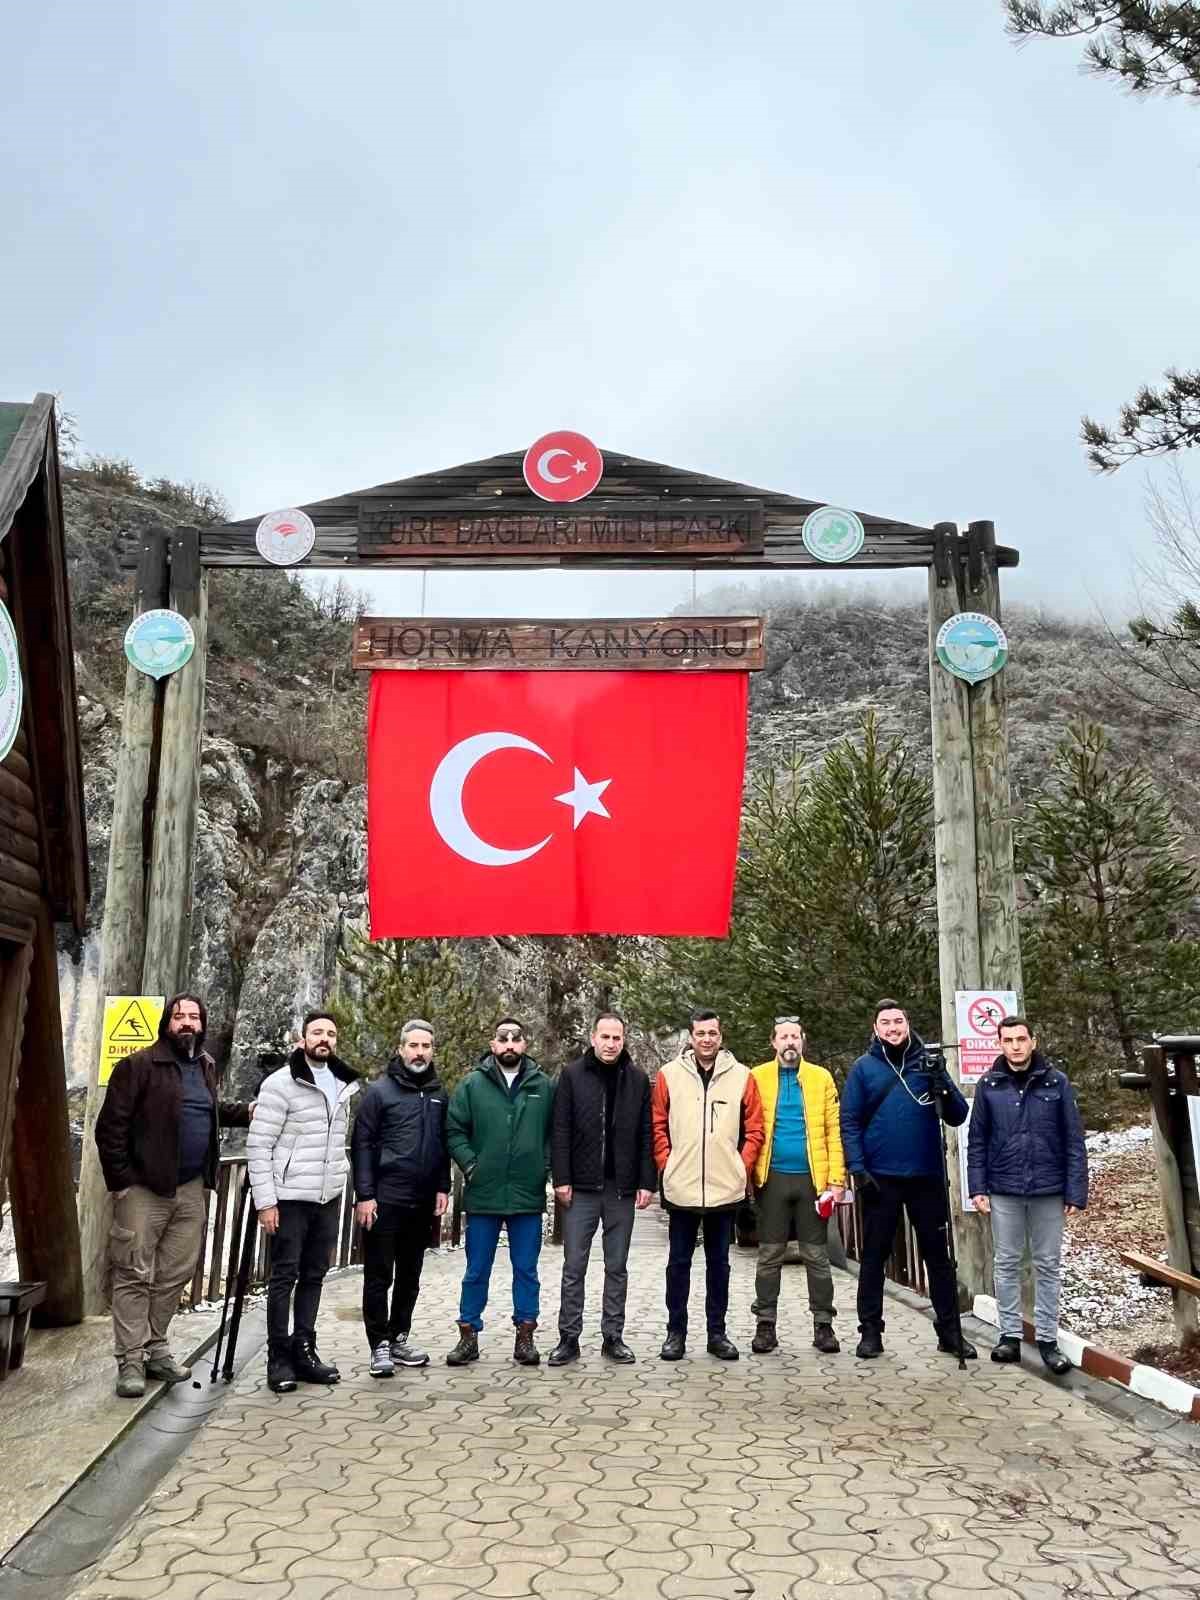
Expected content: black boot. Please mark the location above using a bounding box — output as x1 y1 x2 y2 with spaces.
813 1323 840 1354
659 1330 686 1361
855 1327 884 1359
446 1322 479 1366
1037 1339 1072 1375
548 1336 580 1367
751 1320 778 1354
267 1341 298 1393
991 1335 1021 1364
291 1335 340 1384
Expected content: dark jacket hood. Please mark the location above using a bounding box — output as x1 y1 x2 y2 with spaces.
385 1056 445 1093
866 1031 926 1071
986 1049 1051 1081
288 1046 359 1085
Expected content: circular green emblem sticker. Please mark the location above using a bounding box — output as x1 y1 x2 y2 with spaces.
0 601 22 762
124 608 196 680
802 506 866 563
935 612 1009 684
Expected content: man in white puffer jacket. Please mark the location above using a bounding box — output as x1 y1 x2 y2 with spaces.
248 1012 360 1393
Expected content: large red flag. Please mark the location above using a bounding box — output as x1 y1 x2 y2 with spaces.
367 670 747 937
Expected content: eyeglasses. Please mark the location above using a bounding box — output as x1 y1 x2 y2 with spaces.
774 1015 802 1026
495 1030 524 1043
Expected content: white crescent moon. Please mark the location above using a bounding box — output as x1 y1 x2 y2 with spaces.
429 732 553 867
536 447 572 484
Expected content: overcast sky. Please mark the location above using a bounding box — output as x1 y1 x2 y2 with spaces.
3 2 1197 620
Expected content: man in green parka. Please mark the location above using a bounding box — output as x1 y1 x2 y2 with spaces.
445 1018 556 1367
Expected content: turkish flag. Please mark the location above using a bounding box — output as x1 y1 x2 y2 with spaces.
367 671 748 937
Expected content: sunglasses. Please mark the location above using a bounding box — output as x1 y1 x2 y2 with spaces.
774 1015 802 1026
495 1030 524 1043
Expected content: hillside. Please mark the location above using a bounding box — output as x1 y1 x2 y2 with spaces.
56 468 1200 1099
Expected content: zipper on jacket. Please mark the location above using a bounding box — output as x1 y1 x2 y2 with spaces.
700 1071 709 1210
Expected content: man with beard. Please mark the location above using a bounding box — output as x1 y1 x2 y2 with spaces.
968 1016 1087 1375
548 1011 655 1367
840 999 974 1362
352 1019 450 1377
651 1010 765 1362
445 1019 556 1367
96 993 251 1398
248 1012 360 1393
749 1017 845 1356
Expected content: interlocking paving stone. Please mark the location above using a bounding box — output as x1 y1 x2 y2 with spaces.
67 1221 1200 1600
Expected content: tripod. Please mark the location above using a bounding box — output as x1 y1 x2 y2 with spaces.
209 1172 260 1384
925 1043 968 1373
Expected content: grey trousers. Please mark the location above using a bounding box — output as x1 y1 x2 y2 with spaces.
110 1178 206 1362
752 1170 836 1325
990 1193 1066 1342
557 1180 636 1340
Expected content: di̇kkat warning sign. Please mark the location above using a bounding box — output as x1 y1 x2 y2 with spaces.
954 989 1019 1082
99 995 164 1085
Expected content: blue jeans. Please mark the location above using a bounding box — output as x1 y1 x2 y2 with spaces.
458 1212 543 1331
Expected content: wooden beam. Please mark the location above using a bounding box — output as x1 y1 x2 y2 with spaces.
9 903 83 1324
1141 1045 1200 1339
0 940 34 1223
76 529 170 1315
1118 1248 1200 1297
353 616 765 673
142 528 207 996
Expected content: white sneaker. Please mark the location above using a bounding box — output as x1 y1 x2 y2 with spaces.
369 1341 395 1378
390 1336 430 1368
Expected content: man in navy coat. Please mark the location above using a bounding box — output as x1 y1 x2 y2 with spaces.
840 999 972 1362
968 1015 1087 1375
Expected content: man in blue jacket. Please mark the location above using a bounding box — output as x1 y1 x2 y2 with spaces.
967 1015 1087 1375
840 999 973 1362
352 1019 450 1378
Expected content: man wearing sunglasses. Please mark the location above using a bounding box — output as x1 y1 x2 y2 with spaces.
749 1017 845 1356
445 1019 556 1368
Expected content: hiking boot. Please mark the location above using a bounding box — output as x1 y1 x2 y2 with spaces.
991 1335 1021 1364
115 1360 145 1398
856 1328 884 1360
145 1352 192 1383
936 1335 977 1360
370 1341 395 1378
706 1334 740 1360
267 1342 298 1393
1037 1339 1072 1375
601 1337 635 1364
389 1336 430 1368
292 1336 340 1384
751 1320 778 1354
446 1322 479 1366
548 1336 580 1367
513 1321 541 1366
660 1330 686 1361
812 1323 840 1354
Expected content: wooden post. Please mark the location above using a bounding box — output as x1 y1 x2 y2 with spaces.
76 530 169 1314
142 528 207 996
0 941 34 1220
9 902 84 1323
928 526 992 1301
1143 1045 1200 1338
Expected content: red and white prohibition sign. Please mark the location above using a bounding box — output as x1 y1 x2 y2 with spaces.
522 430 604 503
967 995 1006 1036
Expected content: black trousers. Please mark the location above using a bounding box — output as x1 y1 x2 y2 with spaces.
266 1198 340 1344
362 1202 434 1349
856 1174 959 1338
665 1209 735 1337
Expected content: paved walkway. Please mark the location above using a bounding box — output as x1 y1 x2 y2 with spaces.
74 1218 1200 1600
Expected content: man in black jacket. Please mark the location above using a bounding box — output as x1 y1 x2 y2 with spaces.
548 1011 655 1366
967 1015 1087 1375
352 1019 450 1378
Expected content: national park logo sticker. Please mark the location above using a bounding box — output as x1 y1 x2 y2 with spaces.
936 612 1009 684
802 506 866 563
0 601 22 762
124 609 196 680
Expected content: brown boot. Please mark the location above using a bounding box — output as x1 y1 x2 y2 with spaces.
751 1320 778 1354
446 1322 479 1366
513 1321 540 1366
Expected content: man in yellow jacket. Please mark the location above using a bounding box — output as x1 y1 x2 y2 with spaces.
749 1017 845 1355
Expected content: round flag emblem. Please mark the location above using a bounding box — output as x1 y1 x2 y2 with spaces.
802 506 866 563
0 601 22 763
256 507 316 566
124 609 196 680
522 431 604 503
936 612 1009 684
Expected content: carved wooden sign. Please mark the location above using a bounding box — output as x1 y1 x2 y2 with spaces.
352 616 765 672
356 498 765 559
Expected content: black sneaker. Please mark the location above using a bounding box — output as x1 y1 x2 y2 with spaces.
991 1336 1021 1364
1037 1340 1072 1375
659 1331 686 1361
855 1328 884 1360
601 1337 635 1364
706 1334 740 1361
548 1336 580 1367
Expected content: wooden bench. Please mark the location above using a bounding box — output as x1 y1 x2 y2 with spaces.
1119 1249 1200 1298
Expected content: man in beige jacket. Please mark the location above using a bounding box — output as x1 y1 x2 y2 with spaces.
651 1010 765 1361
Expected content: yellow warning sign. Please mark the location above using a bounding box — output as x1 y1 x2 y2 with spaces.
99 995 164 1085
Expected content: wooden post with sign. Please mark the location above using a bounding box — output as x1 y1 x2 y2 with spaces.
77 528 170 1314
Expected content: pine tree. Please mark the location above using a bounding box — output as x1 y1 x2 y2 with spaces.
1019 721 1200 1076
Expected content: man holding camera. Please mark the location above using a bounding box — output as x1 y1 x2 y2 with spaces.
840 999 974 1362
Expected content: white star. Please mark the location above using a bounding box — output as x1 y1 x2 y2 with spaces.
573 458 589 474
554 768 611 829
